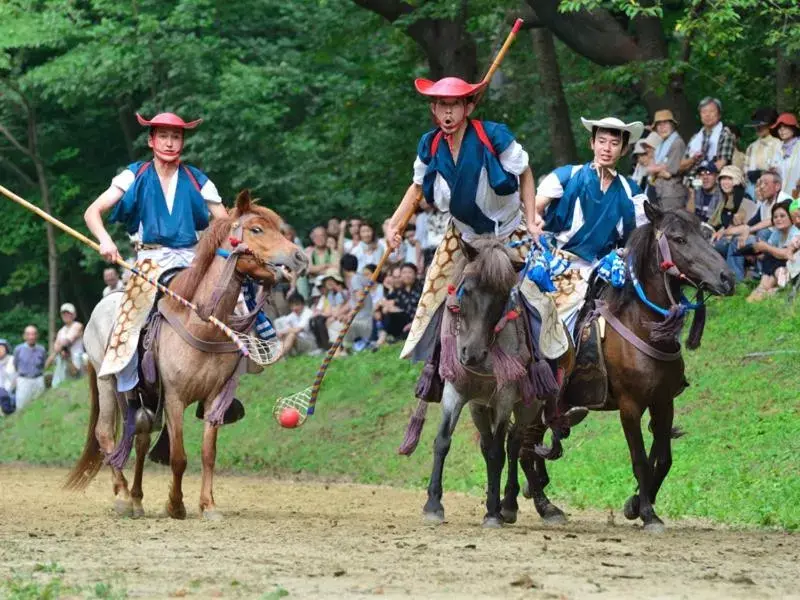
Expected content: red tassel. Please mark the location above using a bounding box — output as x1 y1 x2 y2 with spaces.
506 309 519 321
447 284 456 295
229 237 241 247
659 260 674 272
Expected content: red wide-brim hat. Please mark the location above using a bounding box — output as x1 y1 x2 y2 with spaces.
770 112 799 136
136 112 203 130
414 77 486 99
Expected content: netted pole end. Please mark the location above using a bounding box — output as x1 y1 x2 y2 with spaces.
272 387 313 426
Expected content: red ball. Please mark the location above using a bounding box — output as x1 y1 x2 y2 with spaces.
279 407 301 429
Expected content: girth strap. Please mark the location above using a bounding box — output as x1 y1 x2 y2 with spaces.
595 301 681 362
159 303 242 354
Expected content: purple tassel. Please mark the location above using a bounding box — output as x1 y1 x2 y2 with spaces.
685 295 706 350
107 403 137 470
490 345 527 389
206 375 238 427
415 361 437 400
398 400 428 456
518 364 536 405
141 349 157 385
439 333 466 383
531 358 559 399
649 305 686 344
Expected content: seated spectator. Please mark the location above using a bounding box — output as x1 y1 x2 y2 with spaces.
747 201 800 302
327 218 342 240
729 124 746 173
709 166 754 233
102 267 124 296
790 199 800 227
306 225 340 278
649 109 688 210
313 269 348 353
362 264 385 306
0 339 16 415
47 303 86 388
687 160 722 222
403 224 424 274
338 218 362 254
340 253 374 351
381 263 422 341
352 222 385 271
275 293 319 357
13 325 46 411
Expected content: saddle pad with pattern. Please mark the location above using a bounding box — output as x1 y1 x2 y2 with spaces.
98 259 163 378
401 223 571 361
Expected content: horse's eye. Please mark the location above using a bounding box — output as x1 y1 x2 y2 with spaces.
250 226 263 235
674 236 687 245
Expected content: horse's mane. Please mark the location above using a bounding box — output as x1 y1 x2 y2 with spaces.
605 221 657 314
453 236 518 294
169 203 282 302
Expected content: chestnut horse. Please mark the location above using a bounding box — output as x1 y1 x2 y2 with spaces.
508 203 735 531
66 190 308 519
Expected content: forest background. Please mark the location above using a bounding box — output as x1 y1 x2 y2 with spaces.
1 0 799 347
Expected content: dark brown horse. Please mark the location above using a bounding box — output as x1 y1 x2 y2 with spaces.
507 202 735 531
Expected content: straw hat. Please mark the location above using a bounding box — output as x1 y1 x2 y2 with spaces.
651 109 678 128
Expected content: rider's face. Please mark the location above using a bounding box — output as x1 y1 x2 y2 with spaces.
431 98 473 135
590 131 624 168
148 127 184 162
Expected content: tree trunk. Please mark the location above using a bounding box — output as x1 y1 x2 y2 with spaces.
529 28 577 164
118 102 137 162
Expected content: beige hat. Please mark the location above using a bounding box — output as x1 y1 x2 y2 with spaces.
60 302 77 315
320 269 344 284
580 116 645 146
718 165 744 187
651 109 679 128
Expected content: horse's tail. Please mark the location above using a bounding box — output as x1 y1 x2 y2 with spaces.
64 362 105 491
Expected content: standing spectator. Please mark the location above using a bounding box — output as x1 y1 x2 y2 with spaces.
769 112 800 197
47 303 86 388
313 269 347 354
305 225 340 278
326 218 341 240
275 293 319 357
0 339 16 415
681 97 735 180
351 222 385 271
747 202 800 302
631 132 661 202
382 263 422 341
728 125 746 173
649 109 688 210
743 107 781 200
339 218 362 254
102 267 124 296
13 325 46 410
686 160 722 223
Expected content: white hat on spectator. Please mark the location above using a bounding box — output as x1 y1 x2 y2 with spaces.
60 302 77 315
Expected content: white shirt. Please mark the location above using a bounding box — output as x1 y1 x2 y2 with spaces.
275 307 316 344
352 242 386 271
102 281 124 297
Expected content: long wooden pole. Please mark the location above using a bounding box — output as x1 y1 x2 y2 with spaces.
0 183 251 357
304 18 525 415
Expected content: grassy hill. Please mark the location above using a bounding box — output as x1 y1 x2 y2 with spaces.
1 290 798 530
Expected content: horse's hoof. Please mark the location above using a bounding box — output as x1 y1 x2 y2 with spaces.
643 519 666 534
521 481 532 500
500 508 518 524
202 509 224 521
423 510 445 524
131 504 145 519
114 498 133 517
482 515 503 529
166 502 187 520
623 496 640 521
541 506 567 525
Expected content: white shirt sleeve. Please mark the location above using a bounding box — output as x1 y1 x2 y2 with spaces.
536 172 565 199
498 141 529 176
632 193 649 227
201 179 222 203
111 169 135 192
412 156 427 186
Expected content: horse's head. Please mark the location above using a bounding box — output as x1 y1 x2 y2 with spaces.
643 202 735 297
226 190 308 285
451 237 524 366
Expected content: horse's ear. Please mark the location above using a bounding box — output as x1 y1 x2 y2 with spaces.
643 200 663 225
462 241 479 262
512 259 526 273
235 189 252 214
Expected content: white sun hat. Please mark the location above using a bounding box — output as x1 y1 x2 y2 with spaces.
580 116 645 146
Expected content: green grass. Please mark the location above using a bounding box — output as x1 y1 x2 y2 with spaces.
1 290 798 530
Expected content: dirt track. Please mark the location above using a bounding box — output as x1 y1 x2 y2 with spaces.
0 465 796 599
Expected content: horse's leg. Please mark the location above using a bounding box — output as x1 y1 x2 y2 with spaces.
619 398 662 532
500 421 520 524
164 391 187 520
647 400 674 507
95 378 132 517
129 432 150 519
423 383 466 523
471 403 509 528
520 420 566 523
199 417 223 520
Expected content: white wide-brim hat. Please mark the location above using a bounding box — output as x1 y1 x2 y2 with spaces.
581 117 645 146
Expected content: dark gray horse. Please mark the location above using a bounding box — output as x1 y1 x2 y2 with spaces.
422 237 541 528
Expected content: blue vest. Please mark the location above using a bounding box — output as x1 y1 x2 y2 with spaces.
418 120 519 235
544 163 639 262
110 161 210 248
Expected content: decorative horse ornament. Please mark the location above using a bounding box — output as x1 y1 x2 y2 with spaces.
66 190 308 520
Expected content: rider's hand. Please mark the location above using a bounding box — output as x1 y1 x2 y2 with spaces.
526 212 544 239
385 223 402 249
99 239 121 263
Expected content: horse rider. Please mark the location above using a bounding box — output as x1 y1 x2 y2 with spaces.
84 112 228 430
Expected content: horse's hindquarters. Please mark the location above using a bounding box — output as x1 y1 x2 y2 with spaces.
84 293 122 368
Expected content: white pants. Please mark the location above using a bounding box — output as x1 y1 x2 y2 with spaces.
15 376 45 410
